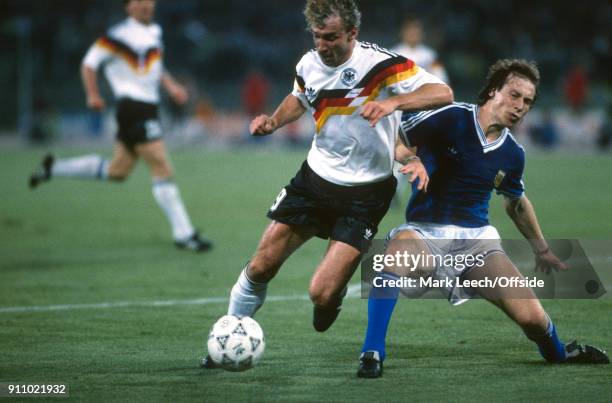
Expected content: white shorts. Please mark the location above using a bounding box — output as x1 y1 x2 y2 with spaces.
386 222 505 305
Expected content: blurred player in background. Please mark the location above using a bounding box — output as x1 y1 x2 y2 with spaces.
390 16 449 205
201 0 453 368
28 0 212 252
357 59 609 378
391 16 448 83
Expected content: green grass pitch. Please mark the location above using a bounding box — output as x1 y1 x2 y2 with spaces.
1 147 611 402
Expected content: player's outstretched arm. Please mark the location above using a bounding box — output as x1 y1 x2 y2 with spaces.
250 94 306 136
161 71 188 105
504 195 569 273
395 140 428 191
80 65 105 111
361 83 453 127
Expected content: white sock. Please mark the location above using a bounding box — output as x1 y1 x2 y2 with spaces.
152 178 195 240
228 266 268 317
52 154 108 180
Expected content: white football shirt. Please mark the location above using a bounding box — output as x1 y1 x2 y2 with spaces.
292 41 444 186
83 17 163 104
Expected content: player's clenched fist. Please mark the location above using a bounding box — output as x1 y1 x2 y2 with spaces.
250 115 277 136
360 99 396 127
87 94 106 111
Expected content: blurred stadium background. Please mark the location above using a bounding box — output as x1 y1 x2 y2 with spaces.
1 0 610 150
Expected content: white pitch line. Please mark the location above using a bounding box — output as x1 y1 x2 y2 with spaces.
1 279 610 315
0 284 363 314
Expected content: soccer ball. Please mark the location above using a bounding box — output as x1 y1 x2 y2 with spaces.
207 315 265 372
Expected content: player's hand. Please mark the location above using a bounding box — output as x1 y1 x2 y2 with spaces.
87 94 106 111
398 157 429 192
535 248 570 274
360 99 395 127
168 83 189 106
250 114 277 136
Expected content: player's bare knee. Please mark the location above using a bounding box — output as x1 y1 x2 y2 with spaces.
393 229 422 240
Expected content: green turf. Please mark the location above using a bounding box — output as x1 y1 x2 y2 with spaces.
1 148 611 402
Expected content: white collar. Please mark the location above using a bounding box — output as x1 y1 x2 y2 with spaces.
472 105 508 153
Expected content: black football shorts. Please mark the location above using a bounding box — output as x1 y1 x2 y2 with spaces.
267 161 396 252
116 98 162 152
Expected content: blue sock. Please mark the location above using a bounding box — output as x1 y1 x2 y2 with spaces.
528 318 566 363
361 272 400 361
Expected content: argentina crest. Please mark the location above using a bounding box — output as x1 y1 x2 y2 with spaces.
340 67 357 86
494 170 506 188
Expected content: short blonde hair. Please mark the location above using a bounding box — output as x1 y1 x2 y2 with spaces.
304 0 361 31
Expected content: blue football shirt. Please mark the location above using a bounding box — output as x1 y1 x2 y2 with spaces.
399 103 525 227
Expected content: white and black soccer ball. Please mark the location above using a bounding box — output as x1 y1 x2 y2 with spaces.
207 315 265 372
